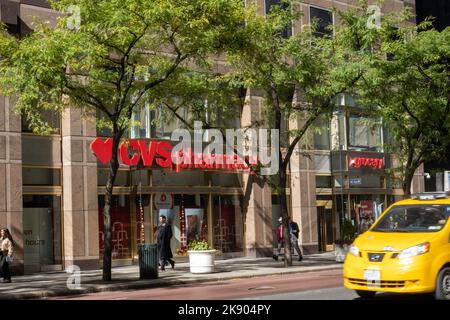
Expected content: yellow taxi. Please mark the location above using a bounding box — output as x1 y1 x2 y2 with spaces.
344 192 450 299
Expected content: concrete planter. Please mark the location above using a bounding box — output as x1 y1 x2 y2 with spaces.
188 250 217 274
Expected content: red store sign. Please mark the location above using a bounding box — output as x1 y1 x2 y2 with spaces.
90 138 255 173
348 156 384 170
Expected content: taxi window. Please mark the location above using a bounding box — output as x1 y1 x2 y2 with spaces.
371 205 450 233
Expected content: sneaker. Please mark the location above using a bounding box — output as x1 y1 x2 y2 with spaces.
298 256 303 262
272 255 278 261
3 279 11 283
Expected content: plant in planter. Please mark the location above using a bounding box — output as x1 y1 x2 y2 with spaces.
187 239 217 274
334 219 358 262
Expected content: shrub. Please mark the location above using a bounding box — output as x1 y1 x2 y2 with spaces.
188 239 211 251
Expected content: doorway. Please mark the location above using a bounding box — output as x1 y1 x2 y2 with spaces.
317 199 334 252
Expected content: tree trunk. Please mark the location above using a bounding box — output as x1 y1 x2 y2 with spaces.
102 128 122 281
402 169 415 199
279 165 292 267
272 100 292 267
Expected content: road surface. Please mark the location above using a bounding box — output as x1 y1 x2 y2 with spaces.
51 269 433 300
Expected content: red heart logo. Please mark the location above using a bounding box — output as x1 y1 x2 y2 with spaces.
90 138 113 164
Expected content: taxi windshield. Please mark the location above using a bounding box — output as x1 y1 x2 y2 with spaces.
371 204 450 233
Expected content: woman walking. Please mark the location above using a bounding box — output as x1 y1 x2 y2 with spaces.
0 228 14 283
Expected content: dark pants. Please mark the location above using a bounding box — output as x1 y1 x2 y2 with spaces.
276 237 303 259
159 257 174 270
291 238 303 259
0 252 11 281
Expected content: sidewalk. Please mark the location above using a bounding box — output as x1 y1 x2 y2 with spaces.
1 252 342 299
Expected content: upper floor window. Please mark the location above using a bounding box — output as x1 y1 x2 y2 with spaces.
130 102 151 139
313 116 331 150
22 109 61 134
309 6 333 38
129 99 241 140
347 115 382 152
265 0 292 38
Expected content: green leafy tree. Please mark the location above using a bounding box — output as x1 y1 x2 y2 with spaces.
226 1 370 266
358 18 450 198
0 0 247 281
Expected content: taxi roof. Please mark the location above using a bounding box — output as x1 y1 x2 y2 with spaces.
393 192 450 206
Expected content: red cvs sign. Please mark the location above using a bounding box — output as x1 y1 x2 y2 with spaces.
90 138 254 173
90 138 172 167
348 156 383 170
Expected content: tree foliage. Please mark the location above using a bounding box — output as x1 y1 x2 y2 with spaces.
0 0 248 280
358 14 450 197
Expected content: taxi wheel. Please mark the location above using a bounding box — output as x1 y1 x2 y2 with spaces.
435 267 450 300
355 290 376 299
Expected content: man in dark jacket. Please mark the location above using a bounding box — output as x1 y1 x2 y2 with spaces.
157 215 175 270
289 217 303 261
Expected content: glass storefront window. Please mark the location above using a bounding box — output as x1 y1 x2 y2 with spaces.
349 175 382 188
136 195 150 247
333 175 346 188
154 194 208 255
22 136 61 165
266 0 292 38
22 109 61 134
151 105 190 140
335 194 348 227
213 195 244 253
310 6 333 38
350 195 385 233
313 117 331 150
130 103 151 139
98 195 132 259
22 167 61 186
348 115 382 151
23 195 62 269
314 155 331 173
316 175 332 188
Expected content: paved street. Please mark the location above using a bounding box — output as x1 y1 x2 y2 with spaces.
0 253 341 299
244 286 434 300
51 269 344 300
52 268 435 300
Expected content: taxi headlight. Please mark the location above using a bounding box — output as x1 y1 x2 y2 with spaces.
397 242 430 259
349 244 360 257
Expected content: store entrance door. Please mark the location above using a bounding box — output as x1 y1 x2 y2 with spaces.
317 206 326 252
317 199 334 252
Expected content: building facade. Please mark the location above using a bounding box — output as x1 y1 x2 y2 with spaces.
0 0 423 275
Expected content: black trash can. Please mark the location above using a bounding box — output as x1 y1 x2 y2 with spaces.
138 243 158 279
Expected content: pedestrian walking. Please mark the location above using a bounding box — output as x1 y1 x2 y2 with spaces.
0 228 14 283
156 215 175 271
288 217 303 261
273 217 284 261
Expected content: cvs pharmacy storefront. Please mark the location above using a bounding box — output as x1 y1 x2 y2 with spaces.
331 151 396 235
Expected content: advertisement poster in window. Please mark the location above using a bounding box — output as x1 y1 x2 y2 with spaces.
185 208 204 244
359 200 375 232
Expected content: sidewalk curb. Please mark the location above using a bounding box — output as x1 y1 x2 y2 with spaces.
5 264 343 300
